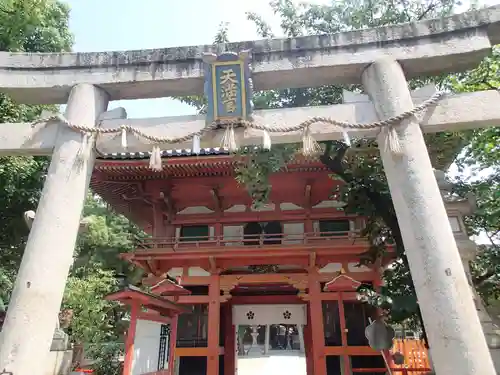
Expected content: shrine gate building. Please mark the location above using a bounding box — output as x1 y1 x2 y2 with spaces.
97 149 429 375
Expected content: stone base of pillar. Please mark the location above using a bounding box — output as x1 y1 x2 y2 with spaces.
456 238 500 373
477 299 500 373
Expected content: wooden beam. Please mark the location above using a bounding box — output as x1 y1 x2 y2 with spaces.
207 274 220 375
170 207 350 225
164 295 209 304
308 271 327 375
223 304 235 375
172 271 375 286
132 245 369 260
168 315 178 375
159 190 175 219
174 347 224 357
305 184 312 209
309 252 317 269
208 256 218 274
210 188 222 212
137 311 171 324
123 301 140 375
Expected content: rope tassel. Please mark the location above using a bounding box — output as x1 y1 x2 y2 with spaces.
262 129 271 150
221 124 238 152
384 127 403 156
74 133 91 170
301 125 321 156
149 146 163 171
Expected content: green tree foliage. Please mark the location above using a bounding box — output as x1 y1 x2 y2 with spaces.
0 0 72 309
63 268 118 347
62 265 124 375
61 196 144 372
0 0 73 52
75 196 145 281
450 46 500 304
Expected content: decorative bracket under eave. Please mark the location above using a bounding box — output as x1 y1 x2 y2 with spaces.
285 275 310 300
220 276 242 303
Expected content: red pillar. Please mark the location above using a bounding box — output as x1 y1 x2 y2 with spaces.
304 303 314 375
168 314 178 375
207 274 221 375
338 292 351 374
223 304 235 375
123 302 140 375
308 272 327 375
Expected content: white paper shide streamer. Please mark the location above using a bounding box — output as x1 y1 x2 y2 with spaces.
120 125 128 149
192 135 201 154
301 125 321 156
262 129 271 150
149 146 163 171
342 131 351 146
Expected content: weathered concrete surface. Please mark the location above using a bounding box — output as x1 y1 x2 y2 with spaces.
438 181 500 374
1 89 498 155
0 6 499 104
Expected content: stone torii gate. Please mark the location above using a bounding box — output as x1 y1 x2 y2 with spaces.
0 6 500 375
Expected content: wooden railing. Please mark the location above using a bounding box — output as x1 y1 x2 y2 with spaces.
137 230 366 251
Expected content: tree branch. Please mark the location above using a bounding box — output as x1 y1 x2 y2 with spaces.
474 270 496 286
319 144 429 346
417 2 437 20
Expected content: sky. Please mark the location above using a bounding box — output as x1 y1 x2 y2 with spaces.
65 0 329 118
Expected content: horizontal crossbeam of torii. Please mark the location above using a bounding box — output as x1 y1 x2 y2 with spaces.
1 88 499 155
0 6 499 375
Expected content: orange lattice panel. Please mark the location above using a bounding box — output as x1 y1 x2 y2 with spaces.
390 339 431 374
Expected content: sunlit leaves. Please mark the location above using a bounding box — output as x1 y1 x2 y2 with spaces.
0 0 73 52
448 45 500 306
234 145 297 207
63 268 118 345
73 196 145 281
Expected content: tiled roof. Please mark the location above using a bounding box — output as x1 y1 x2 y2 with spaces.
98 147 229 160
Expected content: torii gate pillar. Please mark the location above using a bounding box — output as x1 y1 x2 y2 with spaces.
362 58 496 375
0 83 109 374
